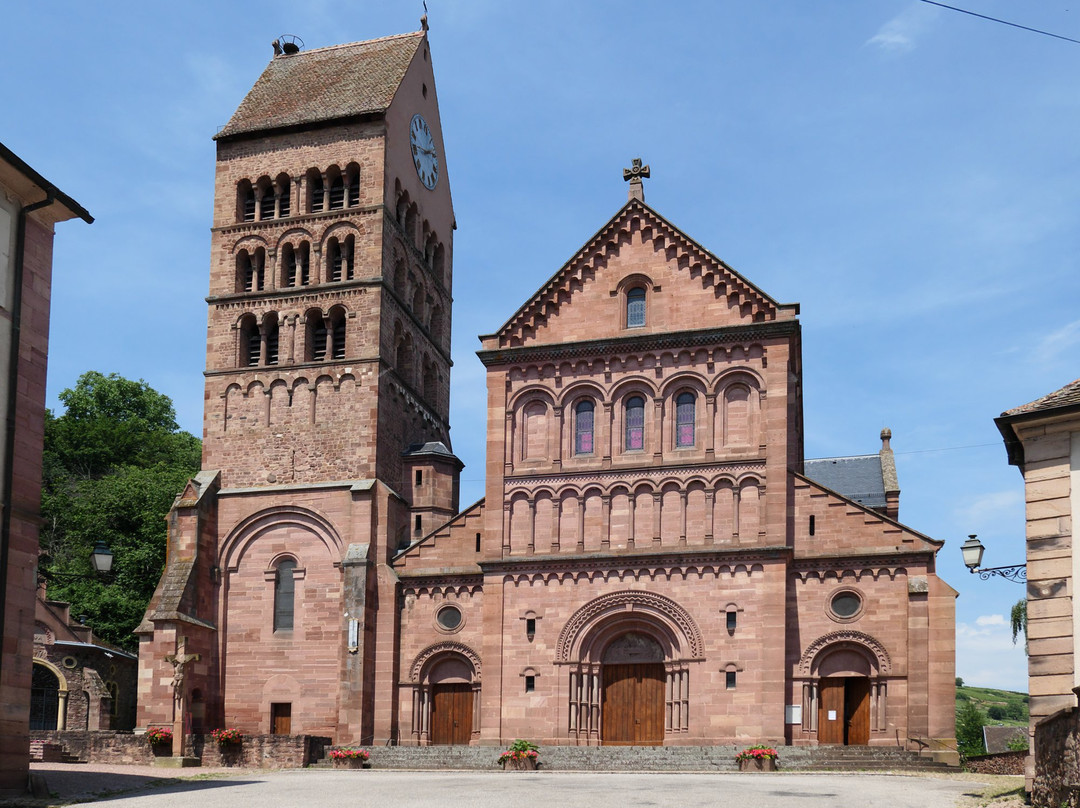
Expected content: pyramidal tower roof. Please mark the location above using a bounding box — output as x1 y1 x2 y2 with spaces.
215 31 425 141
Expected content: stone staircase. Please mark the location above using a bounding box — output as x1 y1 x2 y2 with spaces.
29 740 84 764
330 744 953 773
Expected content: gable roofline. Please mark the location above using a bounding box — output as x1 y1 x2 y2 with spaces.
214 31 425 142
791 469 942 550
480 197 799 344
995 377 1080 467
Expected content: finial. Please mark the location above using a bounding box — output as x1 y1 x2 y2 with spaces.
880 427 892 451
421 1 429 31
623 157 650 202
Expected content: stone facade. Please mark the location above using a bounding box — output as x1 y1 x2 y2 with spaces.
0 144 90 795
138 28 956 761
997 377 1080 794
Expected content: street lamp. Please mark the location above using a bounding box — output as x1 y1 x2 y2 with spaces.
961 534 1026 583
39 540 115 582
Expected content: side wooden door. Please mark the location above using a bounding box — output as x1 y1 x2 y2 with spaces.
431 683 473 745
270 703 291 735
844 678 870 745
602 663 664 746
817 678 845 744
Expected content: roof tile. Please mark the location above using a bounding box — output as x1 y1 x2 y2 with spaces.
216 32 424 140
1003 377 1080 416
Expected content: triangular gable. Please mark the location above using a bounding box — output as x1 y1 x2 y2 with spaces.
394 498 485 572
484 198 796 350
792 470 942 556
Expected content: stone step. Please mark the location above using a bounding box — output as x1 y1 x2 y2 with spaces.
342 745 952 773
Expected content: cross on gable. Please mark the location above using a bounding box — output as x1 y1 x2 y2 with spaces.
623 158 650 202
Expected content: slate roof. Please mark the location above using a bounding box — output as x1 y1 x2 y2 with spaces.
983 724 1027 755
803 455 886 510
215 32 424 140
1002 377 1080 416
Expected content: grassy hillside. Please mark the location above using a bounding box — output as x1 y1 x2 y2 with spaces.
956 683 1029 726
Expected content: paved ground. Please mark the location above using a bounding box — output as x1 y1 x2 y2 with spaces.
11 764 1024 808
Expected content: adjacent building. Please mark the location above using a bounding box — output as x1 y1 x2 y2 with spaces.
0 143 91 795
137 27 957 758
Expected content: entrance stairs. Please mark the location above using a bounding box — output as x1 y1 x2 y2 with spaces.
349 744 953 772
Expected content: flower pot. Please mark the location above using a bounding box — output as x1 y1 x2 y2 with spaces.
502 757 537 771
334 758 367 769
738 757 776 772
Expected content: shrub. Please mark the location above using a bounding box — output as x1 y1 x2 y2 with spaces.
987 706 1006 721
957 701 987 757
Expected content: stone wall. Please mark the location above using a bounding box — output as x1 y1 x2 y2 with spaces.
1033 705 1080 808
30 731 331 769
964 751 1026 776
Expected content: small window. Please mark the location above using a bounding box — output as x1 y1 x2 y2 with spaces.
525 675 536 693
830 591 863 620
625 395 645 451
726 670 737 690
415 470 423 487
809 515 816 536
574 399 595 455
675 392 695 448
435 604 462 631
414 514 422 535
265 317 279 365
526 618 536 641
274 559 297 631
726 611 737 632
475 533 481 553
627 287 646 327
278 179 291 218
328 175 345 210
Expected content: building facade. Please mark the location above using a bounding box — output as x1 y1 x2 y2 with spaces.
138 28 956 758
0 144 91 795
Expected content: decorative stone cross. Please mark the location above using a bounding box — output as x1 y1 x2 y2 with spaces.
623 158 650 202
164 637 200 757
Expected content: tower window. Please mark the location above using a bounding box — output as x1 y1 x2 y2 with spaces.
726 670 737 690
274 559 297 632
245 325 260 366
574 399 595 455
328 174 345 210
265 316 279 365
726 610 737 632
239 181 256 223
526 618 536 640
625 395 645 451
346 166 360 207
277 176 291 218
415 470 423 487
627 287 646 327
414 514 422 535
259 190 274 220
307 171 325 213
525 675 535 693
330 308 346 360
675 391 696 448
475 533 481 553
809 515 815 536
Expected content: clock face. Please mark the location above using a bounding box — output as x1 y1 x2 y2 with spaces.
409 113 439 191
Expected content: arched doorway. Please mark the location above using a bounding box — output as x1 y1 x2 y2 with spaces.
408 642 481 746
798 632 889 746
601 633 665 746
30 662 62 730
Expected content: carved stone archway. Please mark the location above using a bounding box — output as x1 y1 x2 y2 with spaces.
796 631 892 742
407 641 481 745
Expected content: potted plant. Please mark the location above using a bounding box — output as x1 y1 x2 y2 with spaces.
735 744 778 772
329 747 370 769
146 726 172 756
497 739 539 771
211 727 243 764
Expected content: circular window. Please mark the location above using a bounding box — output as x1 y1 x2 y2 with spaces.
829 590 863 621
435 604 463 632
62 656 78 669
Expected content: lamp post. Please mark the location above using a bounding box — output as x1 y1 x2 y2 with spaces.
961 534 1026 583
39 540 115 582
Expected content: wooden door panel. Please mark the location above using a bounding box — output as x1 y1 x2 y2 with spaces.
845 678 870 746
431 684 473 745
271 703 291 735
602 663 664 746
817 679 845 744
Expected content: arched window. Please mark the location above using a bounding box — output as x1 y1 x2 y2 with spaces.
238 180 256 223
328 238 343 282
341 235 354 281
236 249 264 293
345 163 361 207
675 391 695 448
627 287 646 328
327 168 345 210
265 314 279 365
240 315 260 367
625 395 645 451
284 243 309 287
329 307 346 360
307 311 327 362
257 177 274 220
306 169 324 213
575 399 595 455
276 173 291 218
273 559 297 632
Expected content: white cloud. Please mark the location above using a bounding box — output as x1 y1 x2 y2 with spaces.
1036 319 1080 360
867 3 938 53
976 614 1007 627
956 619 1027 691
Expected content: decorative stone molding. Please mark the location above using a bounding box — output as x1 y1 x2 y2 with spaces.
555 589 705 663
505 462 765 492
409 641 481 683
797 630 891 676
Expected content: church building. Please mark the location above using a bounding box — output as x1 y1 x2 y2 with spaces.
137 25 957 755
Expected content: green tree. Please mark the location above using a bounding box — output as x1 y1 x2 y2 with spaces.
987 705 1006 721
955 677 964 687
1011 599 1027 653
39 372 200 651
956 700 988 757
1005 701 1025 721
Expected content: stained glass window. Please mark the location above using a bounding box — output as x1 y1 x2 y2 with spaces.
625 395 645 450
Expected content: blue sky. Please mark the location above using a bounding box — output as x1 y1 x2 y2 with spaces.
8 1 1080 693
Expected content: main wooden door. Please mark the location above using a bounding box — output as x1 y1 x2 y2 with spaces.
431 683 473 745
818 677 870 745
601 663 665 746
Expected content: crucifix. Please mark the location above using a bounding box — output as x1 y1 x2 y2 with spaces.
623 157 650 202
164 637 200 757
